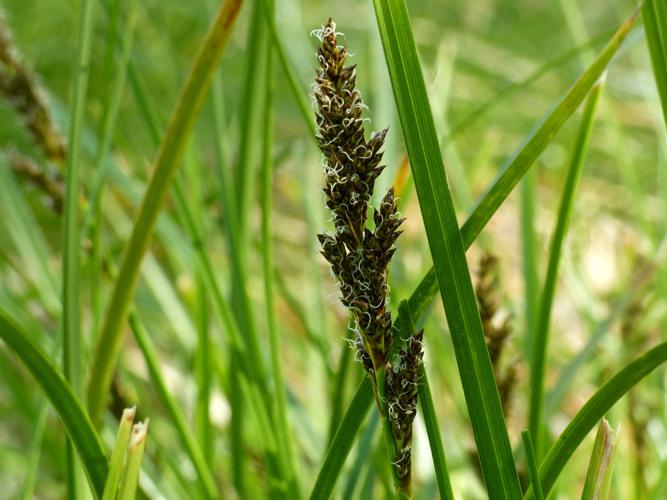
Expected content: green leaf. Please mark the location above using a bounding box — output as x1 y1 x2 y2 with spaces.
0 308 108 498
528 76 605 457
117 420 149 500
308 378 374 500
522 430 544 500
86 0 244 425
580 419 619 500
643 0 667 126
102 408 136 500
371 0 521 495
129 313 218 498
532 341 667 498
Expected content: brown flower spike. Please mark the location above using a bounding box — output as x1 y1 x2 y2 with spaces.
314 18 401 374
314 18 421 493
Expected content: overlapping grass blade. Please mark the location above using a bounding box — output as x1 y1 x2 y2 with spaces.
86 0 244 425
529 76 605 457
311 8 639 495
0 308 108 498
530 340 667 498
643 0 667 125
372 0 521 494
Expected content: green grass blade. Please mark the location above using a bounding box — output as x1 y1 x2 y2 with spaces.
62 1 95 494
643 0 667 126
128 313 218 498
0 308 108 498
259 0 316 139
86 0 244 425
528 76 605 457
580 419 619 500
397 301 454 500
522 430 544 500
102 407 136 500
533 341 667 498
308 377 374 500
520 170 540 359
371 0 521 495
260 48 300 497
117 420 148 500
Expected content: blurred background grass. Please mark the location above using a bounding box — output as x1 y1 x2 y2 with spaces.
1 0 666 498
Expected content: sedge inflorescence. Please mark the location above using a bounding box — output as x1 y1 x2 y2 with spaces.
313 18 423 488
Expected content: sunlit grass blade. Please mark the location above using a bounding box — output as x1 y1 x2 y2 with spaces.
372 0 521 495
522 430 544 500
128 313 218 498
580 419 619 500
528 76 605 457
102 407 136 500
397 301 454 500
117 420 148 500
0 308 108 497
86 0 244 425
643 0 667 125
313 8 639 496
532 340 667 498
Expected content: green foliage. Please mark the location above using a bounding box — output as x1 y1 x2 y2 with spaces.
1 0 666 498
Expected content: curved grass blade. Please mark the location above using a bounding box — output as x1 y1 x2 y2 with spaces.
371 0 522 494
528 76 605 457
0 308 108 498
310 8 639 497
528 340 667 498
86 0 244 425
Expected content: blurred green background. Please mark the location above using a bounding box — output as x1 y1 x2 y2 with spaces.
1 0 666 498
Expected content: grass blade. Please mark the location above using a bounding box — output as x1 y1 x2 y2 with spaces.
62 0 95 495
522 430 544 500
308 377 374 500
533 340 667 498
528 76 605 457
128 313 218 498
580 419 619 500
0 308 108 497
643 0 667 126
312 8 639 496
102 407 136 500
117 420 149 500
86 0 243 425
371 0 522 495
